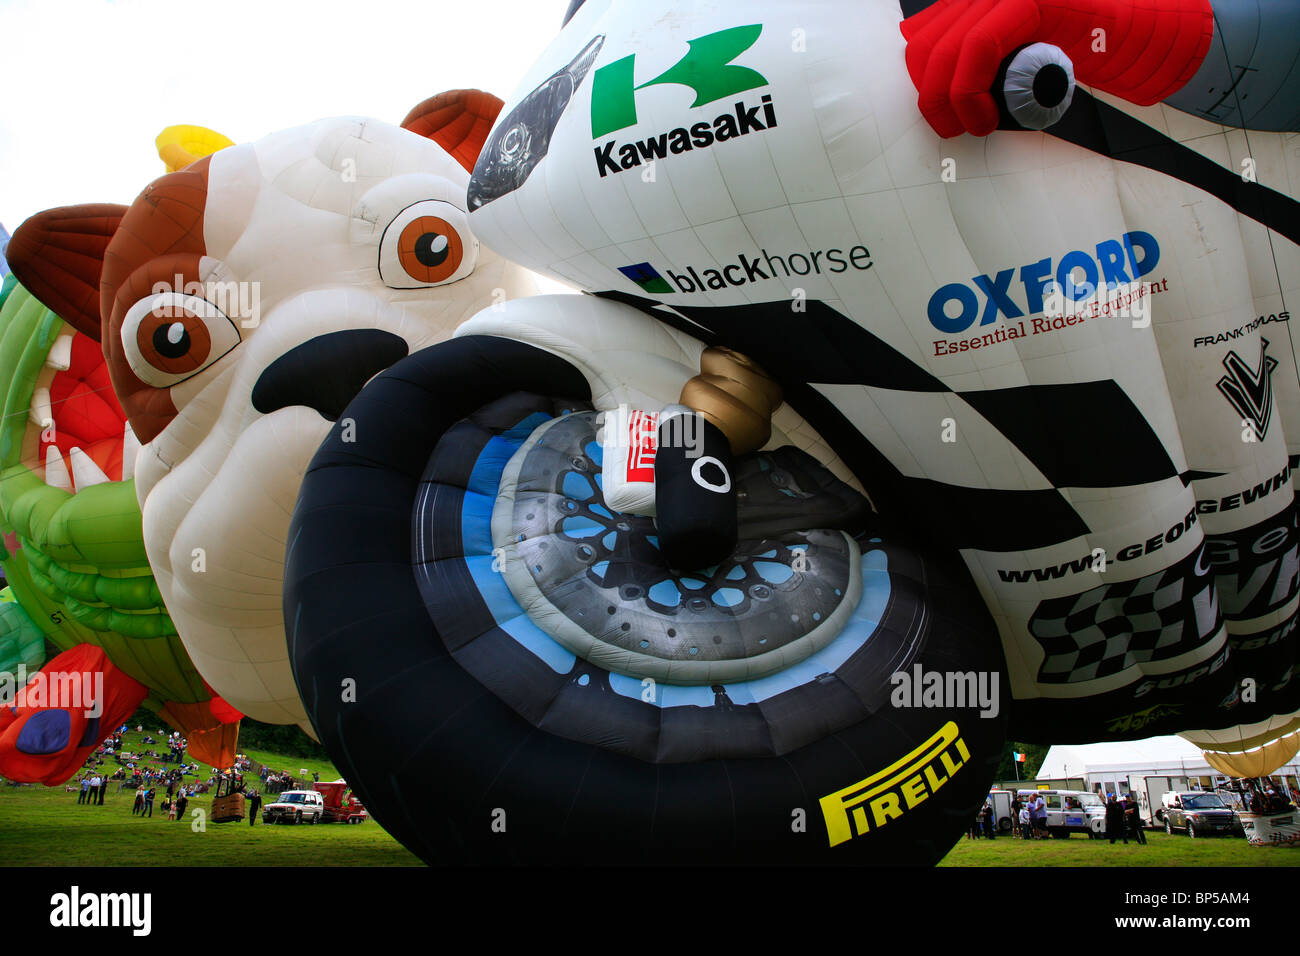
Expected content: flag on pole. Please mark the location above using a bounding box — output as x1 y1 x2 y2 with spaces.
1013 751 1025 763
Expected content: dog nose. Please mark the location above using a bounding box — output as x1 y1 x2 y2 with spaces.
251 329 409 420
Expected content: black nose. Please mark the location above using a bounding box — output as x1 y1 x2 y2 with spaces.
251 329 409 420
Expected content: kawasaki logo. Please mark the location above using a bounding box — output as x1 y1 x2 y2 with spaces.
589 24 775 178
590 24 768 137
1218 337 1279 439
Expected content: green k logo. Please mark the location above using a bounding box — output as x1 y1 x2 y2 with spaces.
590 24 768 139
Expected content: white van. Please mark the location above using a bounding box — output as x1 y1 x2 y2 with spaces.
1019 790 1106 837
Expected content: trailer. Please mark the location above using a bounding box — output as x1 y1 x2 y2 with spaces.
986 790 1014 833
1127 774 1196 826
312 780 368 823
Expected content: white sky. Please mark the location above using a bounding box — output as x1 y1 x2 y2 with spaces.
0 0 570 230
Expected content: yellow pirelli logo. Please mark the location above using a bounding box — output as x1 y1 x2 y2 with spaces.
819 721 970 847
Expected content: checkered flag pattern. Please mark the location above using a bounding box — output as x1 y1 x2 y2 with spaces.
1030 549 1220 683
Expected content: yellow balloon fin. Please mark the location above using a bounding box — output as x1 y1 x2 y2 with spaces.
156 125 235 173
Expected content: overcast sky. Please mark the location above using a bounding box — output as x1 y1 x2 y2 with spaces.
0 0 570 230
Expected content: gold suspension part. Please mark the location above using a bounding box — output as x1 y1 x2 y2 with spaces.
678 347 783 455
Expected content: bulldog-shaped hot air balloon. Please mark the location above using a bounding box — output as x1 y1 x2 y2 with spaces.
0 128 246 782
8 91 540 734
0 273 242 781
277 0 1300 864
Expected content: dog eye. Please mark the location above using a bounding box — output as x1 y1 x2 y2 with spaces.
121 292 240 388
378 199 477 289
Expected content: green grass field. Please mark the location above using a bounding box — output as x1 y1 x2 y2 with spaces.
4 725 1297 866
939 829 1300 866
0 726 421 866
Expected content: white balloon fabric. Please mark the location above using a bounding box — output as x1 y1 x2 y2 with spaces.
104 105 541 731
464 0 1300 744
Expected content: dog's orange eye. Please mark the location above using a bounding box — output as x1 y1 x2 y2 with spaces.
136 301 213 374
120 291 241 389
378 199 476 289
397 216 463 284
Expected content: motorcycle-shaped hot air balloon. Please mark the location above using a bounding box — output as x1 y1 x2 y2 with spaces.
274 0 1300 865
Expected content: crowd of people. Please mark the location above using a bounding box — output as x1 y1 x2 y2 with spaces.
67 724 283 817
1242 781 1295 815
967 791 1146 843
969 778 1300 847
258 764 315 794
57 723 337 829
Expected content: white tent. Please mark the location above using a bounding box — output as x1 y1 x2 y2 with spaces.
1039 735 1300 798
1040 736 1210 786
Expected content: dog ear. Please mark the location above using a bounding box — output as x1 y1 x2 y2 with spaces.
401 89 505 173
7 204 127 341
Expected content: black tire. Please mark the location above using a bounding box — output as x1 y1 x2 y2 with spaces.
1188 822 1197 839
294 810 302 825
998 817 1012 833
1166 818 1173 835
285 335 1009 865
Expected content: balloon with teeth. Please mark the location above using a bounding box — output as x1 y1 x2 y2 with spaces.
0 275 241 781
4 91 537 740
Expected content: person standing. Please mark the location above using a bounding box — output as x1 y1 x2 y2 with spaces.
78 775 89 805
1125 795 1146 845
1032 794 1047 839
88 774 100 805
144 788 155 818
97 775 108 805
248 790 263 827
1106 794 1128 844
1018 803 1032 840
176 791 188 822
982 801 996 840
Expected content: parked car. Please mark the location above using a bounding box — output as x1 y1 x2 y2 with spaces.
1018 790 1106 837
1162 791 1242 837
261 789 325 824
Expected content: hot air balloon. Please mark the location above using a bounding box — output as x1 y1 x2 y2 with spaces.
0 272 241 778
6 92 541 737
0 587 45 677
274 0 1300 864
